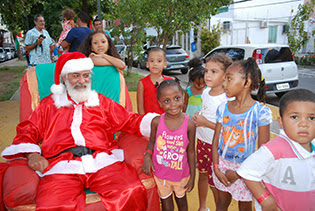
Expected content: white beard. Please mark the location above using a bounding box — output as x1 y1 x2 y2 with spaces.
64 79 91 103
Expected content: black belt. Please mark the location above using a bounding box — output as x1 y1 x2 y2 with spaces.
50 146 95 159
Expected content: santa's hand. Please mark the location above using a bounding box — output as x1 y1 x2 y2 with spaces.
26 153 49 173
142 154 154 176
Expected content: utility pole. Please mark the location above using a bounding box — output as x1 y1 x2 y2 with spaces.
97 0 101 21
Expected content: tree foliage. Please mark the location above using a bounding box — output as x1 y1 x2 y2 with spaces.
0 0 113 59
287 0 315 55
111 0 147 74
200 22 223 55
0 0 112 40
142 0 232 51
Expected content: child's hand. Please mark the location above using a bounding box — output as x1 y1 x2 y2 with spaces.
214 168 230 187
225 169 240 184
89 52 97 57
191 113 207 127
184 177 195 192
142 154 154 176
261 195 281 211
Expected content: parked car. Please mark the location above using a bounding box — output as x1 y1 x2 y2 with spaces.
115 44 125 55
0 47 8 62
119 45 140 66
138 45 189 74
11 48 17 58
4 47 13 60
202 44 299 97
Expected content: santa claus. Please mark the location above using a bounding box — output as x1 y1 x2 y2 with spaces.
1 52 155 210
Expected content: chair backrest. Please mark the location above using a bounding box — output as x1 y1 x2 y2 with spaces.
20 64 132 122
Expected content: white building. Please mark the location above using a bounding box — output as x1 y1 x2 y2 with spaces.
208 0 314 53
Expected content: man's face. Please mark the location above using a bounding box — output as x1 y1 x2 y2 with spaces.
63 70 91 90
62 70 92 102
94 21 103 31
35 16 45 30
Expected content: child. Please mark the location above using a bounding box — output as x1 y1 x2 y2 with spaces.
80 31 126 72
137 47 173 115
57 8 76 53
237 89 315 211
191 54 232 211
142 79 196 211
183 57 206 118
212 57 272 211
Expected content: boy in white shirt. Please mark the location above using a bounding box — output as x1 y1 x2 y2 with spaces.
237 89 315 211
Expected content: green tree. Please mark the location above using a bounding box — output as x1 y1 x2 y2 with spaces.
200 22 223 55
142 0 231 51
111 0 147 75
0 0 112 57
287 0 315 55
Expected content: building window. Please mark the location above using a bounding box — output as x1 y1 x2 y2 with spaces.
268 26 278 43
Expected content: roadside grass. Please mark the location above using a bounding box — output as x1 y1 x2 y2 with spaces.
0 66 27 101
0 66 143 101
123 70 144 91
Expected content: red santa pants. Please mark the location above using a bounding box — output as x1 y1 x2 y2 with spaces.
35 162 148 211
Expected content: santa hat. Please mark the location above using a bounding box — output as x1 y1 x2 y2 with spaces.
50 52 94 95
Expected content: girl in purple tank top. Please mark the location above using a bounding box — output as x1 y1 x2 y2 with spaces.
142 79 196 211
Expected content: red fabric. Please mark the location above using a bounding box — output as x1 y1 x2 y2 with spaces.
54 52 88 86
2 160 39 209
36 162 147 211
19 73 33 122
117 132 160 211
124 85 133 112
0 163 8 211
4 93 143 164
140 75 173 114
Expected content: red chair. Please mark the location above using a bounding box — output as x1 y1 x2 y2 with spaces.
1 64 160 211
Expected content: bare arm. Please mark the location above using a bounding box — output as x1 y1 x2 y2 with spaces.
182 90 189 112
137 80 145 115
142 116 160 176
50 44 55 62
212 122 230 187
61 40 70 49
191 113 216 129
258 124 270 148
90 53 126 70
25 37 44 52
243 179 281 211
185 119 196 192
69 19 75 28
25 152 49 173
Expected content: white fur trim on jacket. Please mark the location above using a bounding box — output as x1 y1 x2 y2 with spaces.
1 143 41 158
37 149 124 177
140 112 159 137
61 57 94 75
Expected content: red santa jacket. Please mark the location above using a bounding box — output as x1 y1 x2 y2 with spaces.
2 91 145 176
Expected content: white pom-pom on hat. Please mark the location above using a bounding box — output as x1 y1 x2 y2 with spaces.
50 52 94 95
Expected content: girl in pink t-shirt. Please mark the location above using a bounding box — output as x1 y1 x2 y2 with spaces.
57 8 76 53
142 79 196 210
